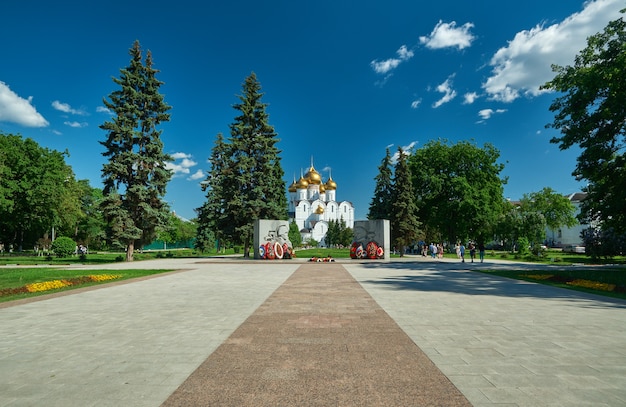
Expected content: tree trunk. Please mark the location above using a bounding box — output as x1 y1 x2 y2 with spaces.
126 241 135 262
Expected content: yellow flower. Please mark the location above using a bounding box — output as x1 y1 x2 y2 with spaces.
25 280 70 293
89 274 122 282
566 279 615 292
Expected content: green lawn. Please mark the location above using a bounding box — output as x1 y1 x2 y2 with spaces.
0 267 174 303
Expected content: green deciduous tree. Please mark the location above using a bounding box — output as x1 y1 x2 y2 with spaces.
542 10 626 235
288 220 302 248
496 202 546 250
72 181 106 250
391 147 420 256
196 73 288 257
520 187 577 234
408 140 507 244
0 133 78 251
368 147 394 221
99 40 172 261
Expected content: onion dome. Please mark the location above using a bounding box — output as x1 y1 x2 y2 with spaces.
319 183 326 193
288 177 298 192
305 165 322 185
296 176 309 189
325 177 337 190
315 205 325 214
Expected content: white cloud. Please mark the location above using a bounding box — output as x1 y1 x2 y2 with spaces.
478 108 507 120
64 121 88 128
96 106 113 115
419 20 475 50
166 152 198 177
52 100 86 115
171 152 192 160
370 45 414 75
188 169 204 181
390 141 418 163
410 99 422 109
463 92 479 104
483 0 623 102
432 76 457 108
0 81 48 127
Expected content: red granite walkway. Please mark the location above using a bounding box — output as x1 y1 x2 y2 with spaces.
162 263 470 406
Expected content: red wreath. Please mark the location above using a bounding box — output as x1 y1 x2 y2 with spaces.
275 242 284 259
265 242 275 260
366 241 378 259
376 245 384 258
350 242 360 259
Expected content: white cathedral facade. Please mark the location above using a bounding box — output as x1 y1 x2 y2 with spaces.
288 164 354 246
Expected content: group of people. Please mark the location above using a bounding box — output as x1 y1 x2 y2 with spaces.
454 241 486 263
425 242 445 258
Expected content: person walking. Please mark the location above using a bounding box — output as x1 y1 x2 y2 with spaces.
479 242 486 263
468 242 476 262
459 242 465 263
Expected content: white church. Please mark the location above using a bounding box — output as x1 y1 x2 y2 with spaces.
288 164 355 246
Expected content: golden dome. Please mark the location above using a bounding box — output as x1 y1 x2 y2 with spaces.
305 165 322 185
288 177 298 192
319 183 326 193
296 176 309 189
325 177 337 190
315 205 325 214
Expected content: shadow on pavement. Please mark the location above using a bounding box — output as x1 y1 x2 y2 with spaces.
354 260 626 310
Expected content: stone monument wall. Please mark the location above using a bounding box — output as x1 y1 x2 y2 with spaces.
253 219 293 260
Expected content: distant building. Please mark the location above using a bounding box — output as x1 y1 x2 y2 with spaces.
545 192 588 247
288 164 354 246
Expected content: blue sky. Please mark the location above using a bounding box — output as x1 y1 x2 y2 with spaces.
1 0 622 221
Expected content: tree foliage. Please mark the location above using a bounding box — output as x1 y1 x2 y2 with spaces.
542 10 626 235
391 147 420 255
0 133 79 251
196 73 287 257
195 133 227 252
496 202 546 250
520 187 577 231
99 40 172 261
408 140 507 244
288 220 302 248
326 218 353 247
51 236 76 258
367 147 394 221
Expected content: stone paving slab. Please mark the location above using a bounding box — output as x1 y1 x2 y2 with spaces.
2 257 626 406
0 262 298 407
161 263 470 406
345 261 626 406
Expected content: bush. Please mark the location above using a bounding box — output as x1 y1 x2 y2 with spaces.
51 237 76 258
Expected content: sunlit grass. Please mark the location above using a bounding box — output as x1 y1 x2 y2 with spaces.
0 268 173 303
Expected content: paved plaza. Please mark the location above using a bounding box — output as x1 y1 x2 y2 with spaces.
1 257 625 406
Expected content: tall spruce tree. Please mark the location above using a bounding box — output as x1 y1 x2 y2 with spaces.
99 41 172 261
391 147 420 256
368 147 394 220
195 133 228 252
197 72 287 257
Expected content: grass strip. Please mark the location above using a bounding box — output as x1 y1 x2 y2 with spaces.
476 268 626 300
0 268 173 303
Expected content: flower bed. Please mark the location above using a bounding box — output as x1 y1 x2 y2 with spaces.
522 273 618 292
1 274 122 297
